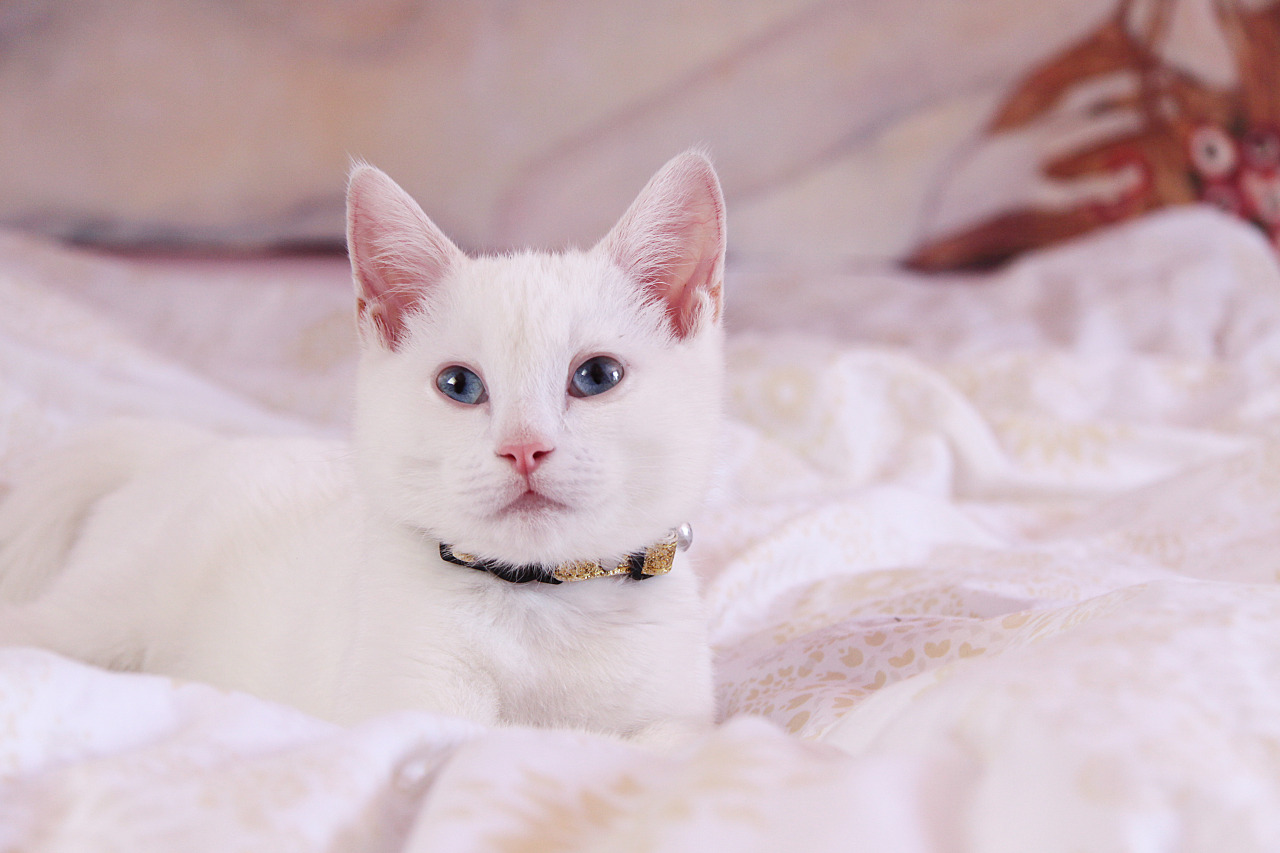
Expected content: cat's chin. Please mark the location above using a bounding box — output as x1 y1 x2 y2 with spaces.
469 489 611 564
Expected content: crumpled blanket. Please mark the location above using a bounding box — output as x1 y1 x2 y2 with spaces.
3 207 1280 851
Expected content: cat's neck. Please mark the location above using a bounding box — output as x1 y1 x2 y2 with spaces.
438 524 689 585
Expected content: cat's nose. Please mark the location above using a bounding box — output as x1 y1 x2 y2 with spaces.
497 439 554 478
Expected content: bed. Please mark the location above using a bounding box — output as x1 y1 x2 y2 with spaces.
3 202 1280 850
5 0 1280 847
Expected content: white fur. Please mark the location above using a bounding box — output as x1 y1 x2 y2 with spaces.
0 152 726 743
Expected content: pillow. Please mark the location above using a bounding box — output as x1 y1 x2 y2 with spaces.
907 0 1280 271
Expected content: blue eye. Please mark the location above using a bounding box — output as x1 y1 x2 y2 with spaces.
569 355 624 398
436 366 488 405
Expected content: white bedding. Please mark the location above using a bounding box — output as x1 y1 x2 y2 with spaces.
3 207 1280 850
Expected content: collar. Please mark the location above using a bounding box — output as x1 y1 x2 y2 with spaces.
439 523 693 585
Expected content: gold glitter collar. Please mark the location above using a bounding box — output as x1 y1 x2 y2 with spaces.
439 524 692 585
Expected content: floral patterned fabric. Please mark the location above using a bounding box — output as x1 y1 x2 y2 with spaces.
909 0 1280 271
4 208 1280 849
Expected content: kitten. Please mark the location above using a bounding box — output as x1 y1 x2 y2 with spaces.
0 151 725 743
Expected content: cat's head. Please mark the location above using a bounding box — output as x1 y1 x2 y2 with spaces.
345 152 726 566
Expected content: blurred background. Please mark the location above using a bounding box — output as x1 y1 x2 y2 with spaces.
2 0 1277 271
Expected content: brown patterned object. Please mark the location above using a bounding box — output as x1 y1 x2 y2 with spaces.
908 0 1280 272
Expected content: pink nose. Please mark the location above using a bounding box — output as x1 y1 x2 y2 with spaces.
498 440 554 478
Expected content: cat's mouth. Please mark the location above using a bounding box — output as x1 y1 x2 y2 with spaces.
500 489 570 517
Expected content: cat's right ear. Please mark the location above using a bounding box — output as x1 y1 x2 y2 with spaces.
346 164 465 351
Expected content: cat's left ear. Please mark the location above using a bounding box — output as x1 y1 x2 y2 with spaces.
598 151 726 340
346 163 465 350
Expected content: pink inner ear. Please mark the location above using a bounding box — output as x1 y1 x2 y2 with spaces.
603 153 726 340
346 165 462 350
644 201 724 339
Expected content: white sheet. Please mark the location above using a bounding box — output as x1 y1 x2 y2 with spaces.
3 207 1280 850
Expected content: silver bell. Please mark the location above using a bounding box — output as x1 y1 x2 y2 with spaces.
675 522 693 552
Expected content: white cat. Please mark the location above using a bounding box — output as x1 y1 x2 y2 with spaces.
0 151 726 743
